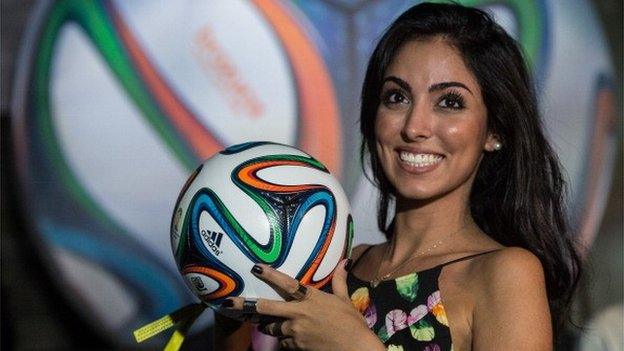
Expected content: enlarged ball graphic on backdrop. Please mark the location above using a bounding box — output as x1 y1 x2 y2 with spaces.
12 0 340 344
11 0 616 347
171 142 353 309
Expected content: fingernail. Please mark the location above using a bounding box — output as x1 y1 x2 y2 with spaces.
344 259 353 272
221 299 234 308
251 265 263 275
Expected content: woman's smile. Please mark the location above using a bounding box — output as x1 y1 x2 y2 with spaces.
397 149 445 174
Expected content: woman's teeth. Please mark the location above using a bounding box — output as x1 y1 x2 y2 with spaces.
399 151 443 167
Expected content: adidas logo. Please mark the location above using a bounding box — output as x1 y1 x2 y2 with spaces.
201 229 224 256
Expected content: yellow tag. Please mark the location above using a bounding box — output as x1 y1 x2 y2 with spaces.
164 303 205 351
133 303 206 343
133 315 175 343
164 331 185 351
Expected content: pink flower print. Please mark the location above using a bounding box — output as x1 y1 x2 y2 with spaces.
385 309 408 336
427 290 448 326
407 304 428 326
364 304 377 328
427 290 441 309
423 343 441 351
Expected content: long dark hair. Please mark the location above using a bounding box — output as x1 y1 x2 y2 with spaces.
360 2 582 341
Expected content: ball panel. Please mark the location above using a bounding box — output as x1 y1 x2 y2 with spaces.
312 208 350 282
277 204 327 281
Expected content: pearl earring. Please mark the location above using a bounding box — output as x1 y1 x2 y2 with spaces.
493 142 502 151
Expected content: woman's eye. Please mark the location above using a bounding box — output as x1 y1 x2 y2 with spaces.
382 90 409 106
437 92 465 110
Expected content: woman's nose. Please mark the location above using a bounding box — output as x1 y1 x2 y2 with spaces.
401 103 433 141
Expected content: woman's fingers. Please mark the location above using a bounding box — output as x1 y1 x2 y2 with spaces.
331 259 352 302
221 264 319 321
223 296 297 319
259 318 289 338
251 264 310 301
279 337 298 350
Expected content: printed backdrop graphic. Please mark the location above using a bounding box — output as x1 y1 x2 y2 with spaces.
12 0 617 347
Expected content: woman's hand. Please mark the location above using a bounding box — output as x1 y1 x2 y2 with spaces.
224 260 385 351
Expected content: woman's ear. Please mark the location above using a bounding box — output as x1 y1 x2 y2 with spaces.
484 133 503 152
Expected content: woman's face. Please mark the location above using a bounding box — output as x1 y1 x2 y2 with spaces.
375 37 498 202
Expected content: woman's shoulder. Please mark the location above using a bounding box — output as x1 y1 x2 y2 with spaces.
467 249 552 347
467 246 548 316
476 246 546 288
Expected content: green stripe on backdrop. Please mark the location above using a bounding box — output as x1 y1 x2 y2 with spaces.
34 0 198 232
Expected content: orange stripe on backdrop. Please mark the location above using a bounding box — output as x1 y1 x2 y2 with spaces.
252 0 343 178
238 160 322 192
183 265 237 299
110 5 222 160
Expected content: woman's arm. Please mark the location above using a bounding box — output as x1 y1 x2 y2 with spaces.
213 313 253 351
472 247 552 350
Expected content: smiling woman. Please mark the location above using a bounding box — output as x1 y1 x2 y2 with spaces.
374 38 494 202
217 3 582 351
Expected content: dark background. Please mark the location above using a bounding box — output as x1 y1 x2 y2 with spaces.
2 0 622 350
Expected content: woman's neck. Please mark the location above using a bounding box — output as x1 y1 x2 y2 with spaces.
387 193 476 264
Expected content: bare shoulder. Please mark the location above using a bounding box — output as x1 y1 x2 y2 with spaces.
470 247 552 349
478 246 546 290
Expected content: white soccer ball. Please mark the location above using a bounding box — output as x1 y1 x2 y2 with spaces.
171 142 353 310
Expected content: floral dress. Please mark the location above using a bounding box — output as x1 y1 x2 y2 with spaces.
347 248 499 351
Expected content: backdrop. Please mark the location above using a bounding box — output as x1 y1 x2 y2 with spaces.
2 0 621 349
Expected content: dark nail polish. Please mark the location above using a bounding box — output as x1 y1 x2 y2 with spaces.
344 259 353 272
251 265 263 275
221 299 234 307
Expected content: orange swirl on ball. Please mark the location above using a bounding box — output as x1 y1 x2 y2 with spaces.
182 265 237 300
238 159 323 193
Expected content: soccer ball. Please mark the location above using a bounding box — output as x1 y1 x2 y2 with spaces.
171 142 353 307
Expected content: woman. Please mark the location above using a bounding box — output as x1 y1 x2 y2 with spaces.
219 3 581 350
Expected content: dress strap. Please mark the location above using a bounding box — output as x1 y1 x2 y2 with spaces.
350 245 375 271
439 249 501 268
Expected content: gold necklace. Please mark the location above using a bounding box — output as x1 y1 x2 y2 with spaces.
369 224 467 288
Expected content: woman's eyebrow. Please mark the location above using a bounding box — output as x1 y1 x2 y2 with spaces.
381 76 411 92
382 77 473 96
429 81 473 95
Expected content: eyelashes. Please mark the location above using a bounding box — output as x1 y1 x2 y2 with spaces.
379 88 466 111
381 89 409 106
437 90 465 110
